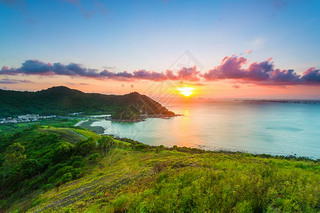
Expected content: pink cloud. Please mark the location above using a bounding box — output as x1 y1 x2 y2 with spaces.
1 56 320 86
203 55 320 85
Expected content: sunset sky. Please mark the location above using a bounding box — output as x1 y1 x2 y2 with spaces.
1 0 320 99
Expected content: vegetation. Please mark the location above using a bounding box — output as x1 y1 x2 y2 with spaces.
0 125 114 210
1 125 320 212
0 86 175 117
0 118 79 134
112 106 142 121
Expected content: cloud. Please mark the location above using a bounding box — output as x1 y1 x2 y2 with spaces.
102 66 201 82
0 59 204 82
232 85 240 89
1 60 101 77
21 60 52 74
0 78 33 84
132 70 166 81
176 66 200 81
100 70 133 79
270 69 301 83
246 60 274 81
53 62 100 77
203 55 320 85
203 56 248 80
1 57 320 86
0 66 17 75
301 68 320 83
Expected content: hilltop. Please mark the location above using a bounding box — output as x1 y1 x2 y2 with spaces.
0 86 175 118
0 125 319 212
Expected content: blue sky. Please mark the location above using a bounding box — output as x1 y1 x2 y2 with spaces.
1 0 320 99
1 0 319 73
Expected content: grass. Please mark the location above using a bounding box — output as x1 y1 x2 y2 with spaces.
2 125 320 212
8 147 320 212
38 127 87 143
0 118 79 134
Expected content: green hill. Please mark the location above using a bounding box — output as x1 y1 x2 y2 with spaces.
1 126 320 212
0 86 175 118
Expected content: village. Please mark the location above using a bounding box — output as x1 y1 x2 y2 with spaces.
0 114 57 124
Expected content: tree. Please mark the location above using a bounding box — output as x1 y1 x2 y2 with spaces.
52 142 74 163
98 136 114 156
19 159 42 179
75 138 96 156
113 106 141 121
2 143 26 182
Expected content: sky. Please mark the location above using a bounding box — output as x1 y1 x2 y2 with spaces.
1 0 320 99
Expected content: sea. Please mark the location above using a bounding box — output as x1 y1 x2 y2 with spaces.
89 100 320 159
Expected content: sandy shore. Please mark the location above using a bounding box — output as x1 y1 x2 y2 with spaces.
77 119 105 134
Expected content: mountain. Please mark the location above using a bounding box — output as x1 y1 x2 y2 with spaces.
0 86 175 118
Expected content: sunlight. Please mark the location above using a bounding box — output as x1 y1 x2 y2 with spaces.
178 86 196 97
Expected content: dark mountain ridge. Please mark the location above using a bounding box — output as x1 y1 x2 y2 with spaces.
0 86 175 118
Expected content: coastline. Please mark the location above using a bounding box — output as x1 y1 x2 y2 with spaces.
77 119 105 134
76 119 318 161
76 113 181 134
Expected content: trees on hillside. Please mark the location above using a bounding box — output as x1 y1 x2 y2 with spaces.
98 136 115 156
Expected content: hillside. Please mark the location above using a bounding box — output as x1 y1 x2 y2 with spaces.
0 86 175 118
1 126 320 212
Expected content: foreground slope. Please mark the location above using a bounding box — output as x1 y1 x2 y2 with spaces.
2 126 320 212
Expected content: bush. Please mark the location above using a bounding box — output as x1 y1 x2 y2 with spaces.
155 145 165 153
75 139 96 156
19 159 43 179
98 136 114 156
61 172 73 183
70 156 87 168
89 153 100 162
70 168 82 179
112 195 129 212
133 143 148 151
41 184 54 191
52 142 74 163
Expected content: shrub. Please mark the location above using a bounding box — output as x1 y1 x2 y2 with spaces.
89 153 100 162
19 159 43 179
75 139 96 156
112 195 129 213
61 172 73 183
41 184 54 191
98 136 115 156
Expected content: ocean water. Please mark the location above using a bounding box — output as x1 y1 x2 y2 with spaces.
91 101 320 159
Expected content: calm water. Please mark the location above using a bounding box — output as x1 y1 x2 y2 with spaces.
91 101 320 159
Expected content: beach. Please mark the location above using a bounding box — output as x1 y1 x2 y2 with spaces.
77 119 105 134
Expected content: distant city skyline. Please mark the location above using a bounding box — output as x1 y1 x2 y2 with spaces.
1 0 320 99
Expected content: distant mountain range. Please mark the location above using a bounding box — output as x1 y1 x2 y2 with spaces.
0 86 175 118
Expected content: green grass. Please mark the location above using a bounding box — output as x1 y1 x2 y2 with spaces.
39 127 87 144
0 118 79 134
13 149 320 212
2 126 320 213
72 128 101 141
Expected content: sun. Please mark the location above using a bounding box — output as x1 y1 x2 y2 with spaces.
178 86 195 97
